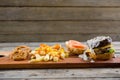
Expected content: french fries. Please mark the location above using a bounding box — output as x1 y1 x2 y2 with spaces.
29 44 69 63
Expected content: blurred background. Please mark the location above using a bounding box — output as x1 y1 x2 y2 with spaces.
0 0 120 42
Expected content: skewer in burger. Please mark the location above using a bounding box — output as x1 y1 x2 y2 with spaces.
85 36 115 60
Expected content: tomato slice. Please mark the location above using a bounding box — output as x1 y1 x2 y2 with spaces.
68 40 86 49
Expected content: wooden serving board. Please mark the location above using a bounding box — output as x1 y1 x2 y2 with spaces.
0 52 120 69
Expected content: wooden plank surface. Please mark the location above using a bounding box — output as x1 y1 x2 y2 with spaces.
1 7 120 20
0 0 119 42
0 52 120 69
0 21 120 34
0 0 120 42
0 21 120 42
0 68 120 78
0 0 120 7
0 42 120 79
0 33 120 42
0 68 120 79
0 0 120 79
0 78 120 80
0 42 120 69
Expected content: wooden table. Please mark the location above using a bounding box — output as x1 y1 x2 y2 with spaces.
0 42 120 80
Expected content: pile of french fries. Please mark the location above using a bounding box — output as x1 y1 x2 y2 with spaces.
29 44 69 62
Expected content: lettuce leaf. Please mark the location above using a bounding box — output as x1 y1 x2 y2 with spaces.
109 48 115 53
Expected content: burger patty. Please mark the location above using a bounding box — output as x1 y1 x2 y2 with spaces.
95 39 111 48
94 47 111 54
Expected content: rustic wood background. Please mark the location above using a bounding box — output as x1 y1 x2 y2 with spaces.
0 0 120 42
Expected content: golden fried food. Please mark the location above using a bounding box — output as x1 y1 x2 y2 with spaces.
10 45 31 61
29 44 68 62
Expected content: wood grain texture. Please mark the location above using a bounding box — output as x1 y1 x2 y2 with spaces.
0 0 120 7
0 42 120 79
0 21 120 42
0 0 120 79
0 68 120 78
0 0 120 42
0 21 120 34
0 34 120 42
0 7 120 20
0 52 120 69
0 78 120 80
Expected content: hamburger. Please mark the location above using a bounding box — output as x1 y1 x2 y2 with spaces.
65 40 87 55
86 36 115 60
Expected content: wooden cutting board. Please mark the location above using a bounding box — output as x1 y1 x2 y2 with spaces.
0 52 120 69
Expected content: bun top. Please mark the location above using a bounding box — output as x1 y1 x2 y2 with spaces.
87 36 112 49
